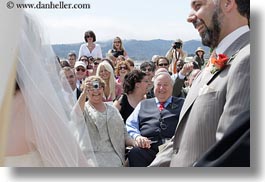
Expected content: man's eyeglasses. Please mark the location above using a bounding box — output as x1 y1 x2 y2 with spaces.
80 59 88 62
76 68 86 72
141 68 152 72
158 63 169 66
94 62 99 65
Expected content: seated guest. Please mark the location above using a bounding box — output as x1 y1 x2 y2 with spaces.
60 59 71 68
115 61 131 92
89 58 102 76
68 52 77 69
79 55 91 77
77 76 136 167
108 36 128 58
156 56 171 75
125 58 135 71
126 72 184 167
140 61 155 98
60 66 82 102
96 60 122 103
113 69 149 122
171 61 194 98
74 61 87 89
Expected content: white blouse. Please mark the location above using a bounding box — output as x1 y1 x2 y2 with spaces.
78 43 103 59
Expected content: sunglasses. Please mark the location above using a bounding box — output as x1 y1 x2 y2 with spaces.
76 68 86 72
94 62 99 65
158 63 169 66
88 56 94 61
114 41 121 43
141 68 152 72
85 35 92 38
119 66 128 70
80 59 88 62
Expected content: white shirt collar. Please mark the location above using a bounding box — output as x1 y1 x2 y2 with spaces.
155 96 172 107
73 87 77 92
216 25 249 54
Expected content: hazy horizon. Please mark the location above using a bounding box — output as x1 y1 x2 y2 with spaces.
51 38 202 45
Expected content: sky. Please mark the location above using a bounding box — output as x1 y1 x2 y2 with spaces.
24 0 200 44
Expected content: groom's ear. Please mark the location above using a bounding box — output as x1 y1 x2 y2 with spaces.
223 0 235 13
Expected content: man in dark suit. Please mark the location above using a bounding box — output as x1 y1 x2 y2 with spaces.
126 72 184 167
150 0 250 167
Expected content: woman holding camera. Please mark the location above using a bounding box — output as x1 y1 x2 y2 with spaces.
77 76 136 167
165 39 187 74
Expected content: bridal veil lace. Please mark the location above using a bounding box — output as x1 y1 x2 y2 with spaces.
0 1 97 167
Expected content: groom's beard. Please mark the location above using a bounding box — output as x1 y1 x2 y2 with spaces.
193 9 222 49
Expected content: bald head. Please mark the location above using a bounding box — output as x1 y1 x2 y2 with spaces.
153 72 173 102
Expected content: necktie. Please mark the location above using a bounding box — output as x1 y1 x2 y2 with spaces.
159 102 165 111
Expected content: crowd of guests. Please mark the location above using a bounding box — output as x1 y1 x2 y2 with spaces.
3 0 249 168
57 29 208 167
57 0 251 166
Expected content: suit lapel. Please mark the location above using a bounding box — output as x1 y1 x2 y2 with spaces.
223 31 250 58
178 31 250 124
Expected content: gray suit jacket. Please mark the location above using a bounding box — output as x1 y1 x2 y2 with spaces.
150 31 250 167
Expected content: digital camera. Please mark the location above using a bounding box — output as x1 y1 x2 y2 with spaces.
173 42 182 49
92 80 100 89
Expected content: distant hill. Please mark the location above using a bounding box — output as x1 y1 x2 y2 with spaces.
52 39 210 61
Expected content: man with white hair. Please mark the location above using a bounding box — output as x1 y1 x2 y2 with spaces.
126 72 184 167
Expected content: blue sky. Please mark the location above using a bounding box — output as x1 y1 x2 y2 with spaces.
24 0 200 44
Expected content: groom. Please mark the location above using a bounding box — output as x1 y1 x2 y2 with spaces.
150 0 250 167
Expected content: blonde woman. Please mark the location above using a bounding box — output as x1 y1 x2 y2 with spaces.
108 36 128 59
78 76 136 167
96 60 122 103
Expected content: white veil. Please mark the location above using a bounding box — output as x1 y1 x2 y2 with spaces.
9 12 97 167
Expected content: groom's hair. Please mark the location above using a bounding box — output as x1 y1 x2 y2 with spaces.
235 0 250 23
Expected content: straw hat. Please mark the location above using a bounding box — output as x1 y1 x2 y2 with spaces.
175 38 183 43
195 47 205 54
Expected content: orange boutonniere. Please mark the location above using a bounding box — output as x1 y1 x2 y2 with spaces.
210 54 229 74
